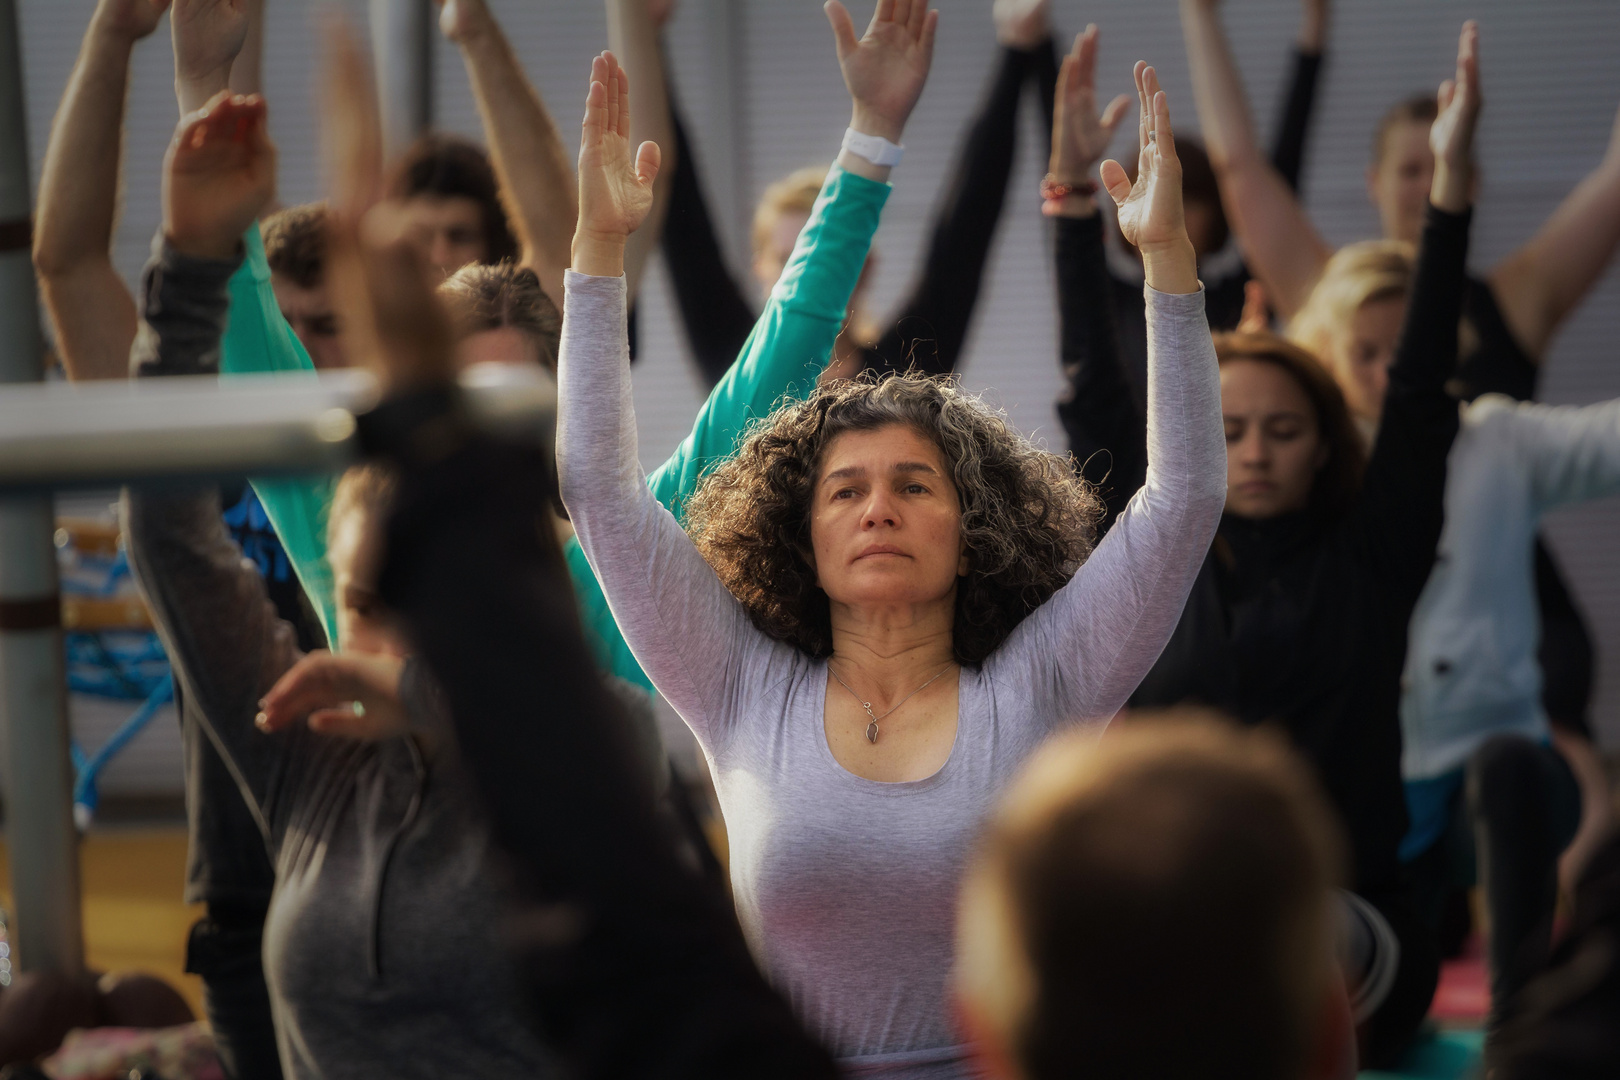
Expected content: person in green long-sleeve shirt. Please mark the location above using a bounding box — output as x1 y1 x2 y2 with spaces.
225 162 891 689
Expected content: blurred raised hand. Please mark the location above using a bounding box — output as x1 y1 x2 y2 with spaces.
992 0 1049 50
94 0 171 42
436 0 491 45
257 652 410 740
572 51 661 276
1429 20 1481 213
163 91 276 260
825 0 939 143
1049 25 1132 186
1101 63 1197 293
172 0 249 113
319 20 453 393
647 0 676 31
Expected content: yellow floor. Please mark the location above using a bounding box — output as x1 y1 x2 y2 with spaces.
0 829 204 1017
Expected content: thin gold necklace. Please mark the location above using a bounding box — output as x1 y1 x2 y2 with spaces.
828 660 956 744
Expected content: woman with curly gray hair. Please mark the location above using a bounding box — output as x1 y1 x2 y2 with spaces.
559 25 1225 1078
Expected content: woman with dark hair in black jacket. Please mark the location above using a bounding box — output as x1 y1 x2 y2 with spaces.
1044 21 1487 1069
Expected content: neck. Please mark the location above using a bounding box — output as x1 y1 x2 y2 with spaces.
829 600 957 701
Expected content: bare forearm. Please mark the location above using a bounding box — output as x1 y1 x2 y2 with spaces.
456 21 576 302
608 0 676 299
227 0 265 97
34 22 134 276
1178 0 1262 170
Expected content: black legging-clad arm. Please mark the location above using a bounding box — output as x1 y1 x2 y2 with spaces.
868 43 1043 377
1053 213 1147 531
1271 48 1322 192
370 410 836 1080
1352 204 1470 605
661 101 761 388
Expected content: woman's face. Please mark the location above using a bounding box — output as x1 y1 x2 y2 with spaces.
1327 295 1405 424
329 507 410 658
399 194 488 279
1220 358 1328 520
808 423 969 612
1367 120 1433 246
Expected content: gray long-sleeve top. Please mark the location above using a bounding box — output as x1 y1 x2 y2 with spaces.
122 239 559 1080
557 271 1226 1077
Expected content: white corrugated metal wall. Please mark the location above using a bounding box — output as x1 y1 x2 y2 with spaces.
15 1 1620 767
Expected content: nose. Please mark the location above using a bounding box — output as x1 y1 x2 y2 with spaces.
861 489 899 530
430 232 456 276
1238 428 1270 468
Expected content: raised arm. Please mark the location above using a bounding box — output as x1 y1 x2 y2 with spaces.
123 95 305 829
1355 23 1479 601
1178 0 1332 318
32 0 169 382
1488 103 1620 361
1044 27 1143 529
1008 63 1225 723
436 0 578 307
1269 0 1327 191
865 0 1032 377
608 0 678 300
171 0 249 115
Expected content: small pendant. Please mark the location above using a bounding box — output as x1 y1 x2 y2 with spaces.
866 720 880 744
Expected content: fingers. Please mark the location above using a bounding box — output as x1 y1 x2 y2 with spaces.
1152 88 1177 163
824 0 858 59
584 55 609 142
615 55 633 140
1133 59 1149 150
635 140 663 188
908 0 928 37
872 0 896 33
257 651 350 732
1456 20 1479 105
1100 158 1132 209
604 53 621 139
920 8 938 55
1076 24 1098 89
1437 78 1455 114
1101 93 1133 132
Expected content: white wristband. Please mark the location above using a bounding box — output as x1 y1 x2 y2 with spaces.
841 127 904 168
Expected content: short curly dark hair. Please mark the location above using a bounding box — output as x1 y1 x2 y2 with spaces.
262 203 328 289
684 374 1102 666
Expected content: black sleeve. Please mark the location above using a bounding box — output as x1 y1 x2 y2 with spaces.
867 44 1039 378
660 98 760 388
1053 214 1148 533
1350 205 1470 604
370 405 836 1080
1269 49 1323 193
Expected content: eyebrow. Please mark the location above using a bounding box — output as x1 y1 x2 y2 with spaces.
820 461 942 487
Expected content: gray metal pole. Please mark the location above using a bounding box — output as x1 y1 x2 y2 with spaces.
0 367 557 492
0 0 85 975
370 0 434 161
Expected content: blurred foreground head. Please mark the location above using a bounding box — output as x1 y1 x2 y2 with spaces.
956 712 1349 1080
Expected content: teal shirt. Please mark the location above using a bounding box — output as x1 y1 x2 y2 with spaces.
222 165 889 689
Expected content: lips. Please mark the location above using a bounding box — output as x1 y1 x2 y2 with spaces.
855 544 909 561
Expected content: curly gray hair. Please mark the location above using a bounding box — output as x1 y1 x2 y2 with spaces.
683 373 1102 665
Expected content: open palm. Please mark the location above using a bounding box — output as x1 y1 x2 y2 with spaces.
1101 62 1185 253
826 0 938 140
577 52 661 240
1050 25 1131 179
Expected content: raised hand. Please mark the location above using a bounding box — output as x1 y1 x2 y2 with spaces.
572 51 662 276
436 0 491 45
825 0 939 143
256 652 410 740
1429 20 1480 213
318 20 452 392
172 0 249 112
92 0 172 42
993 0 1049 51
647 0 677 31
1049 26 1132 187
163 91 276 260
1101 63 1197 294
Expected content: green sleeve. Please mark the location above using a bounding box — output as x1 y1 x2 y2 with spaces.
221 227 340 646
645 165 890 511
578 164 891 687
